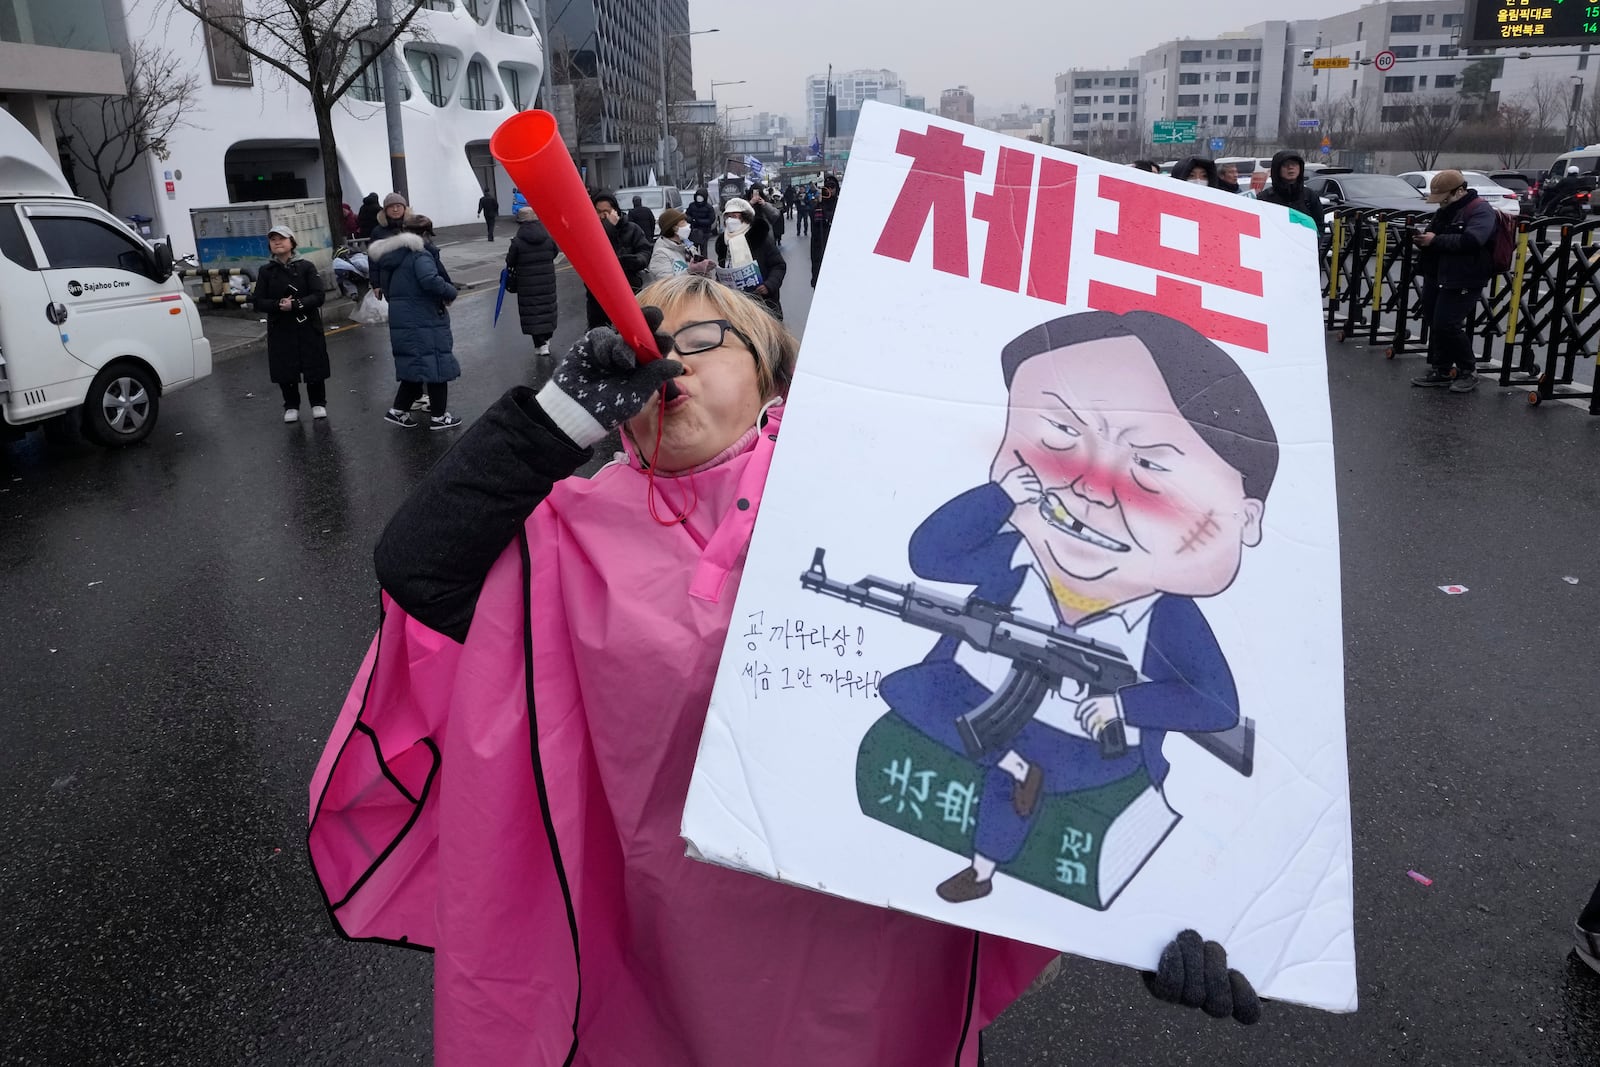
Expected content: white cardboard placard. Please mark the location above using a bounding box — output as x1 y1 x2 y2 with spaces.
682 102 1356 1013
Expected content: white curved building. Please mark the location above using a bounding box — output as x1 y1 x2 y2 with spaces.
106 0 546 255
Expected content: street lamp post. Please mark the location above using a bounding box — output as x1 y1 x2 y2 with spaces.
1568 73 1585 150
722 104 753 175
657 25 718 182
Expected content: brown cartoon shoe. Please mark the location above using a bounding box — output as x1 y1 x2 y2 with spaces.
1013 763 1044 817
937 868 994 903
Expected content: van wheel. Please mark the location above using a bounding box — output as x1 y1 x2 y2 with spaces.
82 364 159 446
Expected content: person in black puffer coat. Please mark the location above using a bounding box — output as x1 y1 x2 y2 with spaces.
686 189 717 257
715 196 786 320
1255 150 1327 235
505 206 559 356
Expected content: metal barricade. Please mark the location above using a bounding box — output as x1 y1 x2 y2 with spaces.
1529 216 1600 410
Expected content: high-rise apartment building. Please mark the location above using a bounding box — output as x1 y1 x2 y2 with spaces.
1056 69 1140 150
940 86 976 125
804 68 905 139
551 0 692 186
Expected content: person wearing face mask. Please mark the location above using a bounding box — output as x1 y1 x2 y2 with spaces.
1409 169 1497 394
715 197 786 319
586 191 654 329
686 188 717 257
648 207 717 283
1171 157 1225 190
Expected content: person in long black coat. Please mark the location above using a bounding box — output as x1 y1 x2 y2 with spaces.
356 193 381 239
505 207 559 356
252 225 330 423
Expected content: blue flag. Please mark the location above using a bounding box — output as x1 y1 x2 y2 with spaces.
810 136 822 159
745 155 764 178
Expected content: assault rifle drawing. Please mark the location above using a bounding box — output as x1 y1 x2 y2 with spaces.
799 548 1254 776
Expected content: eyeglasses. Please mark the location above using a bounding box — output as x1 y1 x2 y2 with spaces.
669 318 757 358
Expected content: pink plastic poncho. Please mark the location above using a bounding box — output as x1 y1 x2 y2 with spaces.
308 405 1056 1065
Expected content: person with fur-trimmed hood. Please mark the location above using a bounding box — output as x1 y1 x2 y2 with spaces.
715 196 786 320
369 215 463 431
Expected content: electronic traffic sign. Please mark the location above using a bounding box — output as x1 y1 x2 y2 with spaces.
1464 0 1600 48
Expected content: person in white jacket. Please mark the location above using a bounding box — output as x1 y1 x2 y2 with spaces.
647 208 716 283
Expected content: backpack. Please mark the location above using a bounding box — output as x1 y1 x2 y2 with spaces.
1476 199 1517 272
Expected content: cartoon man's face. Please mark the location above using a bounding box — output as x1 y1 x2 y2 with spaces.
991 335 1264 617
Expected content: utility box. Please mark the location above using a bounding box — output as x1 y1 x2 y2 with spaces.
189 199 332 287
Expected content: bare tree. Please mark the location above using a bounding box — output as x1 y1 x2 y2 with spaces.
1576 89 1600 146
546 28 609 182
54 43 201 209
1384 93 1467 169
1521 76 1567 141
171 0 430 243
1489 103 1538 167
1282 90 1321 153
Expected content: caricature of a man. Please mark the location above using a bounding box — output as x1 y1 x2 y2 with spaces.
880 310 1280 903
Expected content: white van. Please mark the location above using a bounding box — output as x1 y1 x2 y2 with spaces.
0 109 211 446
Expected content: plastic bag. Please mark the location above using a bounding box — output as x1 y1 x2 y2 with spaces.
351 290 388 325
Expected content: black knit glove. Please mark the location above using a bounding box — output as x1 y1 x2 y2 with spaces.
534 306 681 447
1142 929 1261 1025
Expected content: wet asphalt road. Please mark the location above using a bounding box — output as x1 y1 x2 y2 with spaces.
3 234 1599 1066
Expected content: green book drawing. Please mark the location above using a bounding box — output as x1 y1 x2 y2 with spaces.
856 713 1179 910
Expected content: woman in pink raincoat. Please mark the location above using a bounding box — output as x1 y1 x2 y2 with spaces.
308 274 1259 1065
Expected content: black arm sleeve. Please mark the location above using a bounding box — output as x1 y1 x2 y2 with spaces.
373 386 594 642
295 261 326 310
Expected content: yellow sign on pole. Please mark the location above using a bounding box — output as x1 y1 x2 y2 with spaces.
1312 56 1352 70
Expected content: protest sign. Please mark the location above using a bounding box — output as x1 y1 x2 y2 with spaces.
682 101 1356 1012
717 260 763 292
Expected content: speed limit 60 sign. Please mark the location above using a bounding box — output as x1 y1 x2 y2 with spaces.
1373 49 1397 72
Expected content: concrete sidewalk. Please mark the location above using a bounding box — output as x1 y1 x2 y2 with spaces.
199 222 544 360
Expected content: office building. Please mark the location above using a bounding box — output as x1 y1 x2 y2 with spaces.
550 0 692 186
940 86 976 125
1065 0 1600 158
1056 69 1140 150
905 94 928 113
1 0 125 150
804 68 905 140
57 0 552 258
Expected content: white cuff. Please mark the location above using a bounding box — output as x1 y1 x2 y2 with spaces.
535 380 607 448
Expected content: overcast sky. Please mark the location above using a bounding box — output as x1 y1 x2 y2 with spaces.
681 0 1335 122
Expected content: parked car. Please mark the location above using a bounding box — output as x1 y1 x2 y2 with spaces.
1397 170 1521 215
1306 172 1435 213
1489 169 1544 212
613 184 683 231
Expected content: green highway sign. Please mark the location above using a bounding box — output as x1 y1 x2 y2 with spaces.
1152 120 1199 144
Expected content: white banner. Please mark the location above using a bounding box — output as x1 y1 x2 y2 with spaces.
682 101 1356 1013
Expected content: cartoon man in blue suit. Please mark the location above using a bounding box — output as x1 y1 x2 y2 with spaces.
880 310 1280 903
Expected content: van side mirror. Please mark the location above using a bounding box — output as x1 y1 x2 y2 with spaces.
151 240 174 281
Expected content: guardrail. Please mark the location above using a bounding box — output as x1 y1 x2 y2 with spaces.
1323 205 1599 412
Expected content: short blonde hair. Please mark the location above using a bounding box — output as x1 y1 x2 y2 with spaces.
634 274 798 400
